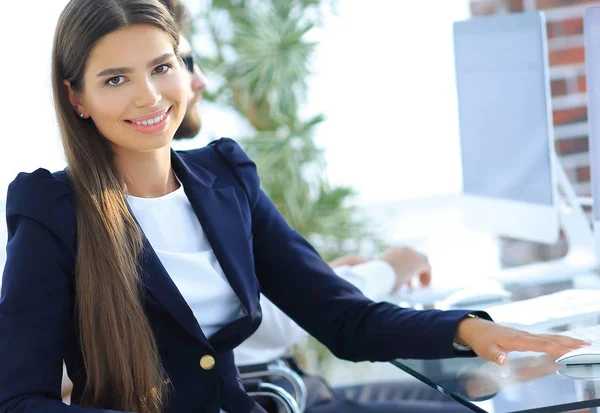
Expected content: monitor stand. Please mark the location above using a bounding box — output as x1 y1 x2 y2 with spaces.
493 152 598 286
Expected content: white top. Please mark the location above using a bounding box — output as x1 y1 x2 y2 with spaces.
127 183 245 339
126 184 396 365
233 260 395 365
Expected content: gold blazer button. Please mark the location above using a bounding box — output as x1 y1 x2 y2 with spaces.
200 355 215 370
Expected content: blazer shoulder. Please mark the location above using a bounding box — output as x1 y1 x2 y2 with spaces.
208 137 256 171
5 168 75 247
175 138 247 167
177 138 260 197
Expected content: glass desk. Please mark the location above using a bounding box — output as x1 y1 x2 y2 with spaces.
392 353 600 413
390 274 600 413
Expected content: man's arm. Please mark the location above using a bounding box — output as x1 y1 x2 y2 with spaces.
332 246 432 301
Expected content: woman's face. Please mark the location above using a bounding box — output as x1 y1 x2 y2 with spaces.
78 24 187 154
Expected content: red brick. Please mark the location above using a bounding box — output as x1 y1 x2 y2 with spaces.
546 18 584 39
555 136 589 155
547 22 562 38
563 18 584 37
577 165 591 182
549 47 585 66
537 0 600 9
552 106 588 125
578 75 587 92
551 79 568 96
508 0 524 11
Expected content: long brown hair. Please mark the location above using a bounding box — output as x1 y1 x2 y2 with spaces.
51 1 180 411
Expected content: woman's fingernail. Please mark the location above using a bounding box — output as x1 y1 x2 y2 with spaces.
498 354 506 364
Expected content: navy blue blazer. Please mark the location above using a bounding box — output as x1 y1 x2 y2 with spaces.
0 138 477 413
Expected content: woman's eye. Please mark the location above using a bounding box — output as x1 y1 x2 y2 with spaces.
106 76 125 86
153 64 171 74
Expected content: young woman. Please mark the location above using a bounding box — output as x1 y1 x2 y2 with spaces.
0 0 588 412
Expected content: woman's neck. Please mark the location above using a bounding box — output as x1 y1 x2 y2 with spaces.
114 145 180 198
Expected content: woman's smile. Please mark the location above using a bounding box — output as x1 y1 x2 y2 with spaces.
125 106 173 134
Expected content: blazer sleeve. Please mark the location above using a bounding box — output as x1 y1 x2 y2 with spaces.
212 138 482 362
0 170 123 413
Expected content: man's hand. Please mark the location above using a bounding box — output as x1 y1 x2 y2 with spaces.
455 316 590 365
378 246 432 292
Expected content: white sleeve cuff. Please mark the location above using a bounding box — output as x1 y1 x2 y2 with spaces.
452 341 473 352
334 260 396 301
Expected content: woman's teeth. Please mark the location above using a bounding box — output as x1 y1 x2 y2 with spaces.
134 112 166 126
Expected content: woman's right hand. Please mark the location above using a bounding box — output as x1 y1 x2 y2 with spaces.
455 316 590 365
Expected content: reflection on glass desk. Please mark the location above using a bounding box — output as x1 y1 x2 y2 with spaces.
391 353 600 413
389 273 600 413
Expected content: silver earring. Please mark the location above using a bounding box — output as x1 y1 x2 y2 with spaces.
79 113 84 118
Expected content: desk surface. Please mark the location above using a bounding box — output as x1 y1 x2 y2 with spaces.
391 276 600 413
392 353 600 413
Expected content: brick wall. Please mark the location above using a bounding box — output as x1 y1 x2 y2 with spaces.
469 0 598 266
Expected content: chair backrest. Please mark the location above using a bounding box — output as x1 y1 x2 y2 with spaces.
243 378 301 413
239 359 307 412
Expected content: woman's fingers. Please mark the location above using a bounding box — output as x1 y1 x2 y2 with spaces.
507 334 566 356
479 343 508 365
466 321 592 365
536 334 590 349
457 317 592 365
498 332 587 357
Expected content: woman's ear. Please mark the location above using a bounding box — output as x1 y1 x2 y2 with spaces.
63 80 87 118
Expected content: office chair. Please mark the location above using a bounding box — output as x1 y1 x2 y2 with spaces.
243 378 301 413
240 359 307 413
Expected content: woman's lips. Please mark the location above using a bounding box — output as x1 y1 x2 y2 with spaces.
125 107 172 134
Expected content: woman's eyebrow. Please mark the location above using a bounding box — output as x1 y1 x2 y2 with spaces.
96 53 175 77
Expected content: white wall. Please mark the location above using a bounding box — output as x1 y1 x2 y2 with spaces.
306 0 471 204
0 0 70 202
0 0 71 270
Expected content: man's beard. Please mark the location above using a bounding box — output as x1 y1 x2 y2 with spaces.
174 102 201 140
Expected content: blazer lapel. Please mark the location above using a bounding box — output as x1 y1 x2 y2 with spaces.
137 235 208 344
128 150 219 345
132 149 258 345
172 150 258 319
188 188 256 317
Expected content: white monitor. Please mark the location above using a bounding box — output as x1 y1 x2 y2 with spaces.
584 6 600 260
453 12 559 244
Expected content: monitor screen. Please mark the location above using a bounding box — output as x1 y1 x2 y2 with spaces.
585 10 600 221
454 15 554 206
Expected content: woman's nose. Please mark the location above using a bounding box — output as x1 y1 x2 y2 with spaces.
134 79 162 108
